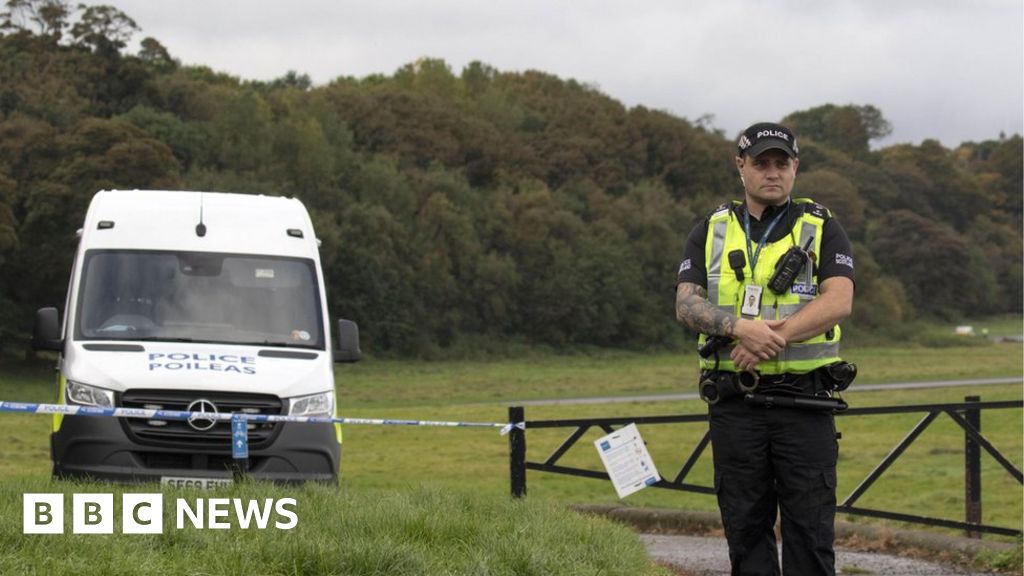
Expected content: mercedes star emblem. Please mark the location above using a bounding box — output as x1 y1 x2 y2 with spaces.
186 399 219 431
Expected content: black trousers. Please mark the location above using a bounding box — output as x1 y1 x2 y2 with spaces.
709 398 839 576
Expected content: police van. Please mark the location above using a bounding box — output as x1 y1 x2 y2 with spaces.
32 190 360 484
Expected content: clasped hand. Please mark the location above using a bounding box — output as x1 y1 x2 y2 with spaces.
731 319 786 372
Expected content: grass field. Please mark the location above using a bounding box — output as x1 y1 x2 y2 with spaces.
0 341 1021 572
0 480 666 576
1 344 1020 522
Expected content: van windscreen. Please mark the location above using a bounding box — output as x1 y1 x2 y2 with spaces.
76 250 324 349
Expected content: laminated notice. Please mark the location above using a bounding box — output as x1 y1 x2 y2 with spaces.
594 423 661 498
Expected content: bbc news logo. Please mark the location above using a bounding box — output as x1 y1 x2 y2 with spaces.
23 493 298 534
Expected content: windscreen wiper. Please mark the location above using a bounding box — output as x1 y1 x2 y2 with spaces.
256 340 318 349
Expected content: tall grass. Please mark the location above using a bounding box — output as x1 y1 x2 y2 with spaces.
0 480 668 576
0 344 1021 557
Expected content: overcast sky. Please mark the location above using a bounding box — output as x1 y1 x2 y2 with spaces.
111 0 1022 148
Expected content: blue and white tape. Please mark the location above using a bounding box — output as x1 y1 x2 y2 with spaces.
0 400 526 435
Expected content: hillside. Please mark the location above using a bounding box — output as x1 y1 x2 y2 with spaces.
0 1 1021 356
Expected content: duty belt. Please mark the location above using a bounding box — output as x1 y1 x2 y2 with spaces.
699 366 853 412
755 372 819 396
746 371 849 412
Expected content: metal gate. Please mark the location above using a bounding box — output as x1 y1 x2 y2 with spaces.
507 396 1023 537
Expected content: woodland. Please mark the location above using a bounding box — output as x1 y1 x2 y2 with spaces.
1 2 1020 356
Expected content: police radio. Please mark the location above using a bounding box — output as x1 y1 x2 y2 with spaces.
767 236 814 294
728 250 746 282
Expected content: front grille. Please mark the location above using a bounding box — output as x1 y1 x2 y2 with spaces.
119 389 284 448
138 452 267 471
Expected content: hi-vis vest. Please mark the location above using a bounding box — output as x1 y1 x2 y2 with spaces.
698 198 841 375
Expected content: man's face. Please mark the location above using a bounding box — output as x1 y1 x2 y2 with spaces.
735 149 799 208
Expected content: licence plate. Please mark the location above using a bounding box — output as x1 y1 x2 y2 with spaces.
160 476 233 489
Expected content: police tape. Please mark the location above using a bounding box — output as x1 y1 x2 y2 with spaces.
0 400 527 436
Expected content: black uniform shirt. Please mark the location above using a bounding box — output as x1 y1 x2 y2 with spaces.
676 200 855 288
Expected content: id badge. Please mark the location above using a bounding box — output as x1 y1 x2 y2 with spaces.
741 284 763 317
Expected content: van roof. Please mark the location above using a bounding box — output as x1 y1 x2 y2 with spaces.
81 190 319 258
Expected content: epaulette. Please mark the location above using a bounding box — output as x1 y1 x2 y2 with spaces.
794 198 832 220
705 201 738 221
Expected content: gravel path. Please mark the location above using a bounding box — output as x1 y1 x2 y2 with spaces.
641 533 1001 576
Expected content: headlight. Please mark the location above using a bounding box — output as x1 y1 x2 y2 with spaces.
66 380 114 408
289 391 334 417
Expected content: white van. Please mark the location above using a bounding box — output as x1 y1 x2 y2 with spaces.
32 190 360 484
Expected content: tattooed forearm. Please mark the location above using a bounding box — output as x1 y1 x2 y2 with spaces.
675 282 737 337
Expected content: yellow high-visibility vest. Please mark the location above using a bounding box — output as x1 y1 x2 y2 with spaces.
697 198 842 374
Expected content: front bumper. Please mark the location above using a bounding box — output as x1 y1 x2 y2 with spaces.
52 415 340 485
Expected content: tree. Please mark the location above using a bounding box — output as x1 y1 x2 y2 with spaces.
69 3 138 53
877 160 937 218
460 60 497 98
627 106 733 200
344 156 416 219
0 169 17 263
959 135 1023 216
603 179 697 346
269 70 312 91
395 57 458 99
137 36 175 71
411 189 475 347
267 107 334 193
320 203 423 354
208 88 273 173
783 104 892 157
17 118 181 285
0 32 94 125
0 0 72 40
0 35 1020 356
497 181 594 345
117 105 208 170
795 169 867 239
846 242 909 328
966 213 1023 313
879 140 981 230
869 210 996 319
0 167 26 347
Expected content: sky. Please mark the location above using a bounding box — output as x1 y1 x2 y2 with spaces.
109 0 1023 148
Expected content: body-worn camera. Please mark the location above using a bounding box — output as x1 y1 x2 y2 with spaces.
699 370 759 405
767 236 814 294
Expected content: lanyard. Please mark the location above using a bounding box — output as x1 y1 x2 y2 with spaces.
742 201 789 273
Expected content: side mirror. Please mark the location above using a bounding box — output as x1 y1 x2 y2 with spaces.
333 319 361 363
33 307 63 352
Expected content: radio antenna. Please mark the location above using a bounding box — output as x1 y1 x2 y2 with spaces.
195 193 207 237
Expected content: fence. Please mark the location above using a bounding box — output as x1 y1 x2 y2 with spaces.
4 394 1020 536
507 396 1023 537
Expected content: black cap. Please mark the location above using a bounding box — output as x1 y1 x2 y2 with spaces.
736 122 799 158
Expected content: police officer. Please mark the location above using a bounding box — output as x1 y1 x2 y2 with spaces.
675 122 855 575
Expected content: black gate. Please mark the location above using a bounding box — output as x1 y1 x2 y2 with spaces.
507 397 1023 537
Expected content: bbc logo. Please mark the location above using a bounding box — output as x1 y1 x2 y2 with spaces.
23 493 162 534
24 493 299 533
